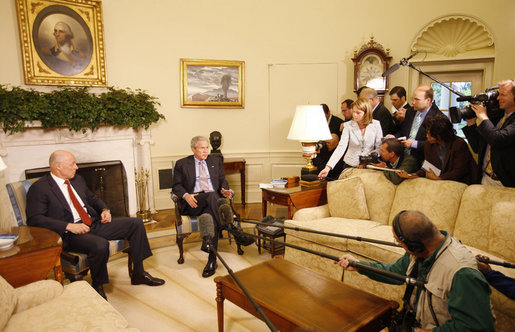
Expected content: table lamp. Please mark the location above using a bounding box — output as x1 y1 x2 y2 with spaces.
287 105 331 184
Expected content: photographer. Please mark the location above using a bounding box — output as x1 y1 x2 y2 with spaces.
337 210 494 331
369 138 418 185
462 80 515 187
312 104 343 176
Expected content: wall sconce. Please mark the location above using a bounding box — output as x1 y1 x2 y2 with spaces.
287 105 331 184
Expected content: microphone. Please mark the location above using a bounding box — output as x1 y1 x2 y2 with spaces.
382 51 420 77
199 213 216 247
218 202 255 247
477 257 515 269
239 218 401 248
230 228 425 287
198 212 278 332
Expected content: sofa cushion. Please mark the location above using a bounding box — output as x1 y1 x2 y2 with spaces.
454 185 515 253
327 177 369 220
0 276 16 330
339 168 396 224
389 178 467 233
14 280 63 314
489 201 515 262
4 280 133 331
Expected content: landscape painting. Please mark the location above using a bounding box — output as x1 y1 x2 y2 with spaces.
180 59 244 108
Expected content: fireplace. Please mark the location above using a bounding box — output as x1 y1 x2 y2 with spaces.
0 125 155 216
25 160 129 217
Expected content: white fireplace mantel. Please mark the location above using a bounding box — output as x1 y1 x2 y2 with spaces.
0 124 155 216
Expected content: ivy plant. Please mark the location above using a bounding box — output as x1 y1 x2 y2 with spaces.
0 84 164 134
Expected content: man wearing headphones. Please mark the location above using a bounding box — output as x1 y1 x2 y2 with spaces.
337 210 494 331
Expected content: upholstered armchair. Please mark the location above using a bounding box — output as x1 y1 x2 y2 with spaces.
5 179 132 281
170 162 243 264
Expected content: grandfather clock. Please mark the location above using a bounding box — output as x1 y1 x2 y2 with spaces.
352 36 392 101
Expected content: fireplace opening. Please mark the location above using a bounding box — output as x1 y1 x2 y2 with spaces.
25 160 129 217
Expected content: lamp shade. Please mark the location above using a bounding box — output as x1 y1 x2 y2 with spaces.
287 105 332 142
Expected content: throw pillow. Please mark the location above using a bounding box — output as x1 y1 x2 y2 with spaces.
327 177 370 220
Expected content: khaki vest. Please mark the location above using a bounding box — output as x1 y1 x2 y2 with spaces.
406 237 478 329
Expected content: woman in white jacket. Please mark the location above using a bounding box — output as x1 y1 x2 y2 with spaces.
318 97 383 178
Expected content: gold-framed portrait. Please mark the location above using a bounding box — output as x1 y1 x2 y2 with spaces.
180 59 245 109
15 0 107 86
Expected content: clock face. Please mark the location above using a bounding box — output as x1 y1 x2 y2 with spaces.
358 54 384 88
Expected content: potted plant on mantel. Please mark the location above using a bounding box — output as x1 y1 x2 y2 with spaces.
0 84 164 134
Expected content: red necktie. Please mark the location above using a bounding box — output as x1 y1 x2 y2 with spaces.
65 180 92 226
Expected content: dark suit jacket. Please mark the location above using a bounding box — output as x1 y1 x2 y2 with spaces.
391 103 412 136
463 112 515 187
172 155 229 205
373 103 393 136
328 115 344 139
415 137 479 185
395 103 443 165
26 173 107 236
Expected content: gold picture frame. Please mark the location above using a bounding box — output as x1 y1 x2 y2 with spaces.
180 59 245 108
15 0 107 86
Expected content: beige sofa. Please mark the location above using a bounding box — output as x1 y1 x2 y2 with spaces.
284 168 515 331
0 276 137 331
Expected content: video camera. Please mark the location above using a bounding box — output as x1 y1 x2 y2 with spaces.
359 151 380 165
449 88 502 124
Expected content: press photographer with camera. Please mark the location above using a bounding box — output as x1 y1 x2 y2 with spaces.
368 138 418 185
337 210 494 331
462 80 515 187
312 104 344 178
318 98 383 179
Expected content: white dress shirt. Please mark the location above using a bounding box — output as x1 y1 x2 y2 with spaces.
50 173 87 223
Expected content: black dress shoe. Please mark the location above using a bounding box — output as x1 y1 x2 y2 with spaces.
93 284 107 300
131 271 165 286
202 257 217 278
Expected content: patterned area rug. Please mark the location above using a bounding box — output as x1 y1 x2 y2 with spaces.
105 239 271 331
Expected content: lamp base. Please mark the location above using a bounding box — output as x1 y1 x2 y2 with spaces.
301 166 319 182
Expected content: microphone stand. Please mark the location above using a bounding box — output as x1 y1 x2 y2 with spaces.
240 219 402 248
405 62 466 98
206 243 278 332
477 257 515 269
238 231 426 288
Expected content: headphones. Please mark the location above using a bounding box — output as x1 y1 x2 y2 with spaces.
393 210 426 253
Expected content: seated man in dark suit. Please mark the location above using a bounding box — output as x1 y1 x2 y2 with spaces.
26 150 164 300
359 87 394 135
172 136 233 278
387 84 443 167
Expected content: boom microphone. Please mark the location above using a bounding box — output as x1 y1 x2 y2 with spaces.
477 257 515 269
240 218 401 248
382 51 420 77
198 213 277 332
232 228 425 287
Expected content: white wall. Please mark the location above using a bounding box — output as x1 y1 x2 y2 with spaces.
1 0 515 207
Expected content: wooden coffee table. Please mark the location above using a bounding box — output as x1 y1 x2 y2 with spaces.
261 182 327 219
214 257 398 332
0 226 62 287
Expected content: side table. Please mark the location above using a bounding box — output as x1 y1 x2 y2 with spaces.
223 158 246 205
261 182 327 219
0 226 62 287
256 228 286 257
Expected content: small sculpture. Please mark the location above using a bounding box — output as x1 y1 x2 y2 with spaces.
209 131 223 161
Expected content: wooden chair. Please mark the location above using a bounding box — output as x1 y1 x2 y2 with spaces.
170 161 243 264
5 179 133 281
